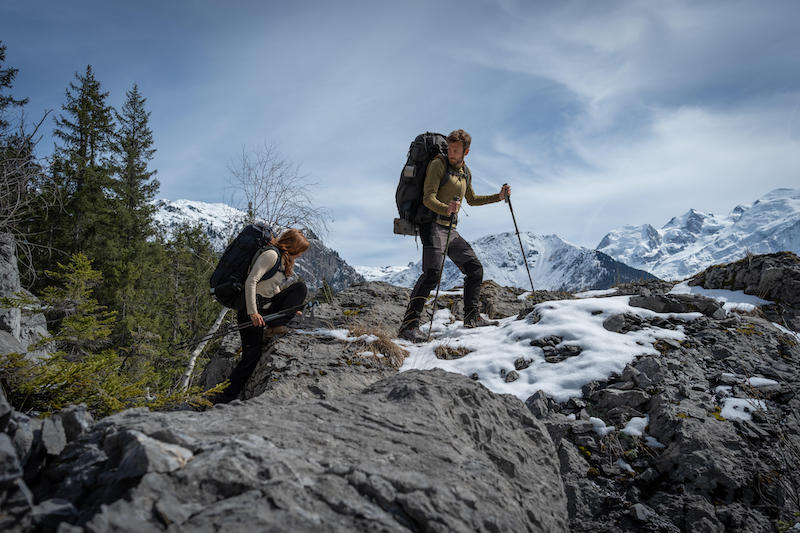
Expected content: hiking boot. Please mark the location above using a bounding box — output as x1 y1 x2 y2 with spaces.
399 327 428 343
464 314 499 328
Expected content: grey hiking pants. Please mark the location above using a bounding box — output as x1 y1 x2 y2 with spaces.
401 222 483 330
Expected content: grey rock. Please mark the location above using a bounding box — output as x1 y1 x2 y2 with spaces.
630 502 657 522
0 329 23 356
0 233 51 355
33 370 569 532
58 405 95 442
602 313 644 333
590 388 650 412
104 430 193 481
0 478 34 532
505 370 520 383
32 499 79 531
0 232 21 339
42 415 67 456
514 357 533 371
0 433 23 483
0 386 11 432
8 412 41 467
629 294 724 318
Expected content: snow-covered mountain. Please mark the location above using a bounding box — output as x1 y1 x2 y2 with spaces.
153 199 364 291
359 232 656 292
597 188 800 280
154 199 244 251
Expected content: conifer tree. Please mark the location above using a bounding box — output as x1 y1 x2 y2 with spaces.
47 65 116 274
112 83 159 244
0 41 29 135
110 84 159 324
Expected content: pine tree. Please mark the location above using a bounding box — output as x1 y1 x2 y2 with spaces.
47 65 116 273
109 84 159 325
0 41 29 135
112 83 159 244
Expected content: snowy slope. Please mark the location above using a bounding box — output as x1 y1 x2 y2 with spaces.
597 188 800 280
153 199 244 251
365 232 656 292
304 287 771 407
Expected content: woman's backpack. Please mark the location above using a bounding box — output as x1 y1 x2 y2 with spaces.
210 223 281 308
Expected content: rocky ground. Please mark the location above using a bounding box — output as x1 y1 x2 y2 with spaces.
2 253 800 532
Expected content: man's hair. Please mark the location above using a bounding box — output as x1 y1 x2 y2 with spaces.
447 129 471 151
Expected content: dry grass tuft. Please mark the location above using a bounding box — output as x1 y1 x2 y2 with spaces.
434 344 473 360
348 326 409 370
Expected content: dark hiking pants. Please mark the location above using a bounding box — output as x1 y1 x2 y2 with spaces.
401 222 483 331
224 281 307 401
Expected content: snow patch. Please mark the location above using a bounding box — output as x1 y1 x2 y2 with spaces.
721 398 767 421
400 295 699 402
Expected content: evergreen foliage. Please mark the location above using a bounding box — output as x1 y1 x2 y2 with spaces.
43 65 117 286
0 41 29 133
0 253 224 416
108 84 160 338
0 45 234 416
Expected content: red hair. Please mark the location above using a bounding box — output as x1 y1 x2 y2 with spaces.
271 229 309 276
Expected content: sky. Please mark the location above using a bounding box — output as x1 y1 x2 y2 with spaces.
2 0 799 267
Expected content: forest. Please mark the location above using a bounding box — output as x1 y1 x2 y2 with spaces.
0 41 229 415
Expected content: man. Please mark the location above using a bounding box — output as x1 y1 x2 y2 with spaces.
399 129 510 343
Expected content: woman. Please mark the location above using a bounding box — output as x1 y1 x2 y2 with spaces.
220 228 310 403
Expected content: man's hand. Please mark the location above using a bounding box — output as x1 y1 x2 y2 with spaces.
499 184 511 200
447 200 461 216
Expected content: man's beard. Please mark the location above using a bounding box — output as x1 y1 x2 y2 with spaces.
448 156 464 168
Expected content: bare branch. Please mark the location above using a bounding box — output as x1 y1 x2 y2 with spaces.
226 141 330 236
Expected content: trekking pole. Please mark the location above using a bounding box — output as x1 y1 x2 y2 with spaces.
504 183 535 293
427 196 459 342
175 301 318 351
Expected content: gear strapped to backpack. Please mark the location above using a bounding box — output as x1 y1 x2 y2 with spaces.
210 223 282 309
394 132 471 235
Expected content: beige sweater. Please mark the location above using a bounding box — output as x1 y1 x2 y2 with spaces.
244 249 287 315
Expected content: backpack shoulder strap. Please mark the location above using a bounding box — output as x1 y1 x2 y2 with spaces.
249 245 283 280
433 154 450 188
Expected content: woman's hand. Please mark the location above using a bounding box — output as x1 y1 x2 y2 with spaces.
250 313 265 327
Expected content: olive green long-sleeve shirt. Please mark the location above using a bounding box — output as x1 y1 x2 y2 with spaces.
422 156 501 227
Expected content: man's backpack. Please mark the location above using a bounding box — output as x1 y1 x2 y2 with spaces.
394 132 448 235
209 223 282 309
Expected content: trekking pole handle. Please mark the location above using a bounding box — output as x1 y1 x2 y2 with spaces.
503 183 510 203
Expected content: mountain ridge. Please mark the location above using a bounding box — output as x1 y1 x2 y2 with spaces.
597 188 800 280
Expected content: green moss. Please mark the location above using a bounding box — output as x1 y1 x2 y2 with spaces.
676 412 690 419
343 309 361 317
710 406 726 421
578 445 592 459
735 324 763 336
587 467 600 477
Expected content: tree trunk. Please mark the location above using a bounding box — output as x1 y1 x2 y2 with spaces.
180 307 229 392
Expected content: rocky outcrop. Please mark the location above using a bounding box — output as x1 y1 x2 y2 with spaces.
690 251 800 332
0 233 50 357
529 277 800 531
5 254 800 531
294 230 365 291
5 370 568 532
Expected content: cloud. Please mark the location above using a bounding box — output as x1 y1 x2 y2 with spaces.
5 0 800 268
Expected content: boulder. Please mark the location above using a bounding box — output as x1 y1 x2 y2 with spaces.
32 370 569 532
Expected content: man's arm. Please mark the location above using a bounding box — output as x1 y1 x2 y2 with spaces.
464 176 502 206
421 157 450 216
